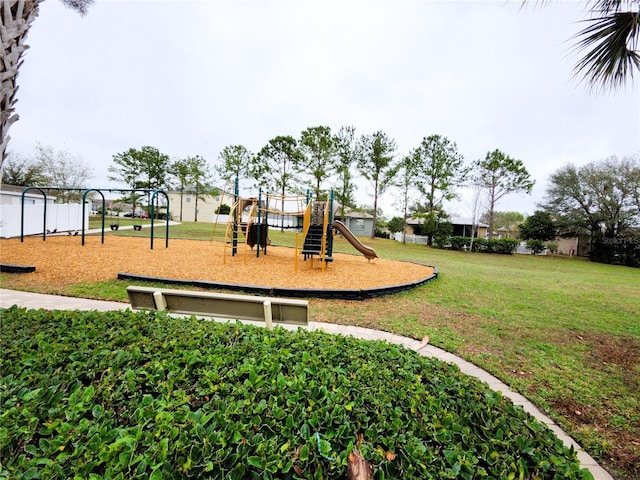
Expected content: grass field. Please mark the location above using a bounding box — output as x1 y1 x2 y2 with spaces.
2 220 639 478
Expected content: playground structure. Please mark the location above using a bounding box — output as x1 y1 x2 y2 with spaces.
220 178 377 269
17 187 170 249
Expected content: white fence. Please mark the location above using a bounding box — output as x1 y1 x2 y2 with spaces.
0 204 89 238
392 232 430 244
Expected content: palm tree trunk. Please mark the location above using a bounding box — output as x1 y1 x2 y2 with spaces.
1 0 43 167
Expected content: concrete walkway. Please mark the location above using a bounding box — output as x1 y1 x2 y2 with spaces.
0 288 612 480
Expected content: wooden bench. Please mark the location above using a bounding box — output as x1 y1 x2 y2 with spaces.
126 286 309 327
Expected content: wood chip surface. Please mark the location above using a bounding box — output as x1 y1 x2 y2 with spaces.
1 236 435 290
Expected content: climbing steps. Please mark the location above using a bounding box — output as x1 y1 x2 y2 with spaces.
301 201 333 262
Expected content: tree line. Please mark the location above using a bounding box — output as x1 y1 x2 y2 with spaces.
4 130 638 266
1 126 535 241
526 156 640 267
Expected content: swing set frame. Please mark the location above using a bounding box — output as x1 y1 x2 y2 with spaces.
19 187 171 249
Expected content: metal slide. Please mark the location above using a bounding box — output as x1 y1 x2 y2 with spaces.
332 220 378 260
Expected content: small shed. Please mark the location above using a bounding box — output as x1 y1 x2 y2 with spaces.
335 211 375 237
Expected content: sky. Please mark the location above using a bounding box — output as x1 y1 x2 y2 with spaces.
6 0 640 218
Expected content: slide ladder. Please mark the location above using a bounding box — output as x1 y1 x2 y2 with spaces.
301 200 332 262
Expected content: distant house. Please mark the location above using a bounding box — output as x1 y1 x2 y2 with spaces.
404 216 489 239
0 183 53 207
166 191 223 222
555 236 589 256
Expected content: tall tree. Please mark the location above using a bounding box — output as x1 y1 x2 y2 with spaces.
109 146 170 216
480 211 525 238
1 0 94 168
299 125 335 199
1 152 49 186
474 149 534 239
543 155 640 265
216 145 253 186
333 125 358 218
33 143 92 200
468 183 486 252
518 210 556 242
414 134 468 245
357 130 397 239
387 151 422 245
252 136 304 231
170 157 191 222
186 155 213 222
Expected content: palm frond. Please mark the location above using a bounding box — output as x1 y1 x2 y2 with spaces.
59 0 95 16
588 0 627 14
572 9 640 90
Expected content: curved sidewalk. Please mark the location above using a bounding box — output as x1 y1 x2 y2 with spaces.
0 288 611 480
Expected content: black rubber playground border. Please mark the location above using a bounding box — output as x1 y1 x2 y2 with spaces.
1 263 36 273
117 264 438 300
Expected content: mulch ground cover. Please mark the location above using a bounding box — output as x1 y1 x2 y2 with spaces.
0 236 435 291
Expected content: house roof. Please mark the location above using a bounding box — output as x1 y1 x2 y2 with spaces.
343 212 374 219
0 184 58 199
449 216 489 227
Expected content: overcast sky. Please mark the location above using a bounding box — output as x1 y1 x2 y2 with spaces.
7 0 639 217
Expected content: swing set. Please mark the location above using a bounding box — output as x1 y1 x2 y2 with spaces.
19 187 171 249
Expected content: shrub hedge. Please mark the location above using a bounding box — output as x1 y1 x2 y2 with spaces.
0 307 592 479
449 237 520 254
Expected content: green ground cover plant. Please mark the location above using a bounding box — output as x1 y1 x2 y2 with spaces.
1 307 591 479
2 222 638 477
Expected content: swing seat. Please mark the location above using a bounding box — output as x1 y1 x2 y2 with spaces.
110 224 119 231
133 225 142 231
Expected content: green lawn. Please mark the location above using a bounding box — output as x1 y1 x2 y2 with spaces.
3 221 639 478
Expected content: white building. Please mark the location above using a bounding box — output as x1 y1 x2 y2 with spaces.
0 184 89 238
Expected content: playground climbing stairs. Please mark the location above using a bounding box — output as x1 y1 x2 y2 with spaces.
302 225 323 255
301 201 333 262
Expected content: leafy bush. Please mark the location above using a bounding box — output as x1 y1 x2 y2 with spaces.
449 236 469 251
386 217 405 234
374 227 387 238
471 238 488 252
590 234 640 268
432 221 453 249
450 237 518 255
492 238 520 255
0 307 591 480
527 239 546 255
216 204 231 215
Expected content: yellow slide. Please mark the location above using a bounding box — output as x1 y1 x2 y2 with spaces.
332 220 377 260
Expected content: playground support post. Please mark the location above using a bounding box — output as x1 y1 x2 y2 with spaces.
150 190 170 249
81 189 106 245
256 188 261 258
327 190 335 258
20 187 48 242
232 176 239 256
